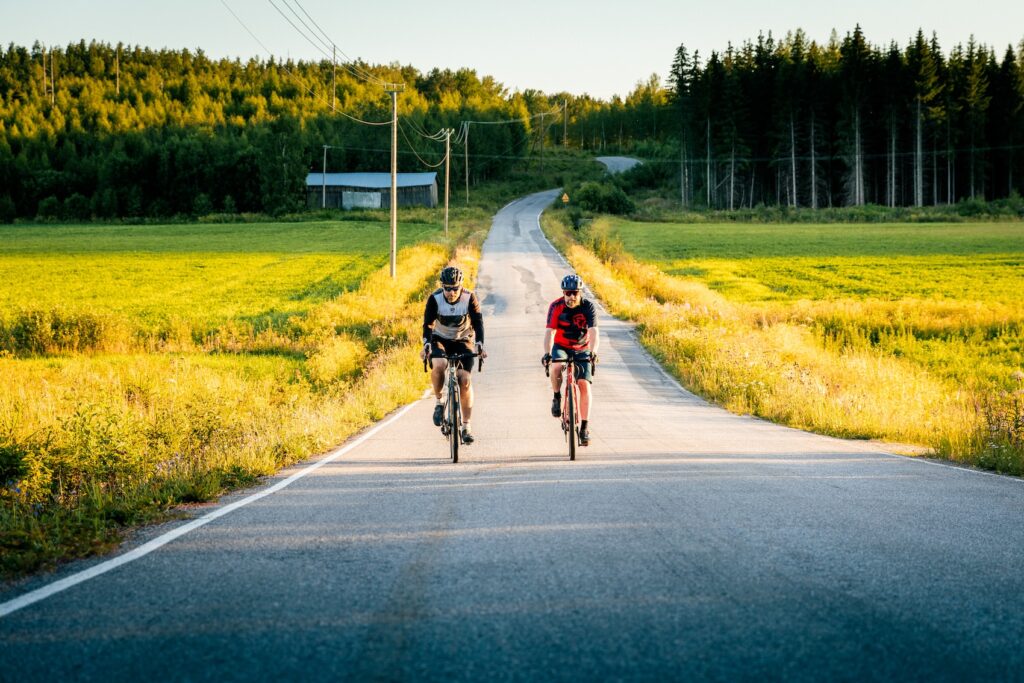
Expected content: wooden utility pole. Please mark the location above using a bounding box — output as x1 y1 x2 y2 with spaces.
790 115 797 208
444 128 452 238
386 84 404 278
50 46 55 105
332 46 336 110
464 123 470 205
563 100 567 147
322 145 328 209
811 115 818 209
706 118 711 207
115 45 120 95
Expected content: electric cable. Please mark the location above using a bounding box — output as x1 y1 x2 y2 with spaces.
398 120 448 168
286 0 385 85
266 0 371 84
220 0 390 125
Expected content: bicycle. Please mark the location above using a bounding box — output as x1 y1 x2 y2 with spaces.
425 350 482 463
544 353 596 461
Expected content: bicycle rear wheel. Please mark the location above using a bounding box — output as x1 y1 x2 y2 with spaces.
449 382 460 463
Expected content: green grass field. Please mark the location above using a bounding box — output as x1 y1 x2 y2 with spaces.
546 214 1024 476
606 219 1024 389
609 221 1024 303
0 221 441 332
0 216 462 577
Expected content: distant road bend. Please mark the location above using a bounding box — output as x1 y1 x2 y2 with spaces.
595 155 640 174
2 190 1024 680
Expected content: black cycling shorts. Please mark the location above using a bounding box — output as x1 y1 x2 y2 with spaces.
429 336 476 372
551 344 593 383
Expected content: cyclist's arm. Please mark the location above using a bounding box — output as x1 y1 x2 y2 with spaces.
587 326 600 355
468 292 484 345
544 299 560 354
422 294 438 344
583 300 599 355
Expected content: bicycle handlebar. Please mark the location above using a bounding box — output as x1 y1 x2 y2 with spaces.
424 349 483 372
544 354 597 377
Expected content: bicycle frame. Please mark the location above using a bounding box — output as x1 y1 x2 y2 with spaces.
426 350 481 463
545 355 593 461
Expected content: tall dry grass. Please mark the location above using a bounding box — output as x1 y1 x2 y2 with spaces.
0 241 472 577
544 215 990 462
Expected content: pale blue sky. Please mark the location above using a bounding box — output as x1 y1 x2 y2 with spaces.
2 0 1022 99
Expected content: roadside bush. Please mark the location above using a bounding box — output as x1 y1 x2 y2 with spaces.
36 195 60 221
3 310 130 355
63 193 91 221
618 161 672 192
193 193 213 216
572 181 635 215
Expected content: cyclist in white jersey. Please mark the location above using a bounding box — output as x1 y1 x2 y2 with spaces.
420 266 487 443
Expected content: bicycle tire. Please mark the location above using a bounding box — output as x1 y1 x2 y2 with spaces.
567 377 576 461
449 379 460 463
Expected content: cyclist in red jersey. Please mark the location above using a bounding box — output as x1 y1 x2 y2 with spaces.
542 274 600 446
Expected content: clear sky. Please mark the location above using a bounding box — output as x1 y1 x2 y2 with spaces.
2 0 1022 100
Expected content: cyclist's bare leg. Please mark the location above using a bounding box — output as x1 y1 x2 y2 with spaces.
579 379 592 421
458 368 473 421
431 358 447 399
549 365 564 394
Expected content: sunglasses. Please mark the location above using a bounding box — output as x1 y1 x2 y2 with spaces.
563 290 580 296
443 285 461 292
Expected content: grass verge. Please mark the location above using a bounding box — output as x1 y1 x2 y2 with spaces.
0 217 487 579
541 213 1024 475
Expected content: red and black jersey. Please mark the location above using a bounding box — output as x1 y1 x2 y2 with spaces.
546 298 596 350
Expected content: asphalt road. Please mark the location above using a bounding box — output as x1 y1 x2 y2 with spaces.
2 190 1024 681
595 156 641 173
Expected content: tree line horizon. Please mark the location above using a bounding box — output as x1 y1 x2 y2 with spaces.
0 25 1022 220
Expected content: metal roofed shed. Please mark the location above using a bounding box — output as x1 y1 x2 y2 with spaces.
307 172 438 210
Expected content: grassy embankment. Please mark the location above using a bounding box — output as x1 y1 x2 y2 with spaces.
543 214 1024 472
0 212 489 577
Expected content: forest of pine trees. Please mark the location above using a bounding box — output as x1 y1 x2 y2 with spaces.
1 27 1023 220
569 27 1024 210
0 40 545 220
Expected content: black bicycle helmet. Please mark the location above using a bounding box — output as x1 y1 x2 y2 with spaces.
561 274 583 291
440 266 464 287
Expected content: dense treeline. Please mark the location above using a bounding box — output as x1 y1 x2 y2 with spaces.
566 27 1024 209
0 41 550 220
3 29 1023 220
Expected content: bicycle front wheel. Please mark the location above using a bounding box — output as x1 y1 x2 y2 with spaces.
567 382 576 461
449 385 460 463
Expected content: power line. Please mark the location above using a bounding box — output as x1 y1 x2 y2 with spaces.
404 117 450 141
398 120 447 168
265 0 371 85
220 0 390 126
461 103 564 126
285 0 384 86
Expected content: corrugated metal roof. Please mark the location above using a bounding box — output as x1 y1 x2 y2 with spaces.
305 172 437 189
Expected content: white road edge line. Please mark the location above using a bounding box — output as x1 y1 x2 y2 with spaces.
0 399 423 619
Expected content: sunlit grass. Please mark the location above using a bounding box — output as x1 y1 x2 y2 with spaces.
543 214 1024 474
0 221 442 336
0 215 480 577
